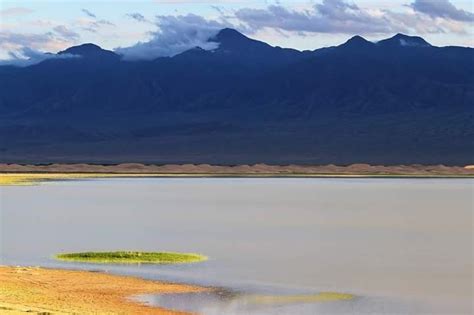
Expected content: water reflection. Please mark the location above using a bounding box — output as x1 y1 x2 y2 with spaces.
136 290 428 315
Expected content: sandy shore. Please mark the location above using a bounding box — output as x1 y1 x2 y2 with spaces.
2 163 473 185
0 265 207 314
0 163 473 176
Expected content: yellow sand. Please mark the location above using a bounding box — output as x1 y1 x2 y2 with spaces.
0 265 206 314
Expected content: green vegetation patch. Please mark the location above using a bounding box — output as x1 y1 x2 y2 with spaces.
55 251 207 264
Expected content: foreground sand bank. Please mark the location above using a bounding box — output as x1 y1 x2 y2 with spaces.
0 265 206 314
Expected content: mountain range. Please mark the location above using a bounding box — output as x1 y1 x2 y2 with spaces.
0 29 472 165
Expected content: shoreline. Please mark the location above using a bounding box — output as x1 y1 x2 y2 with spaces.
0 163 473 178
1 172 473 186
0 265 207 314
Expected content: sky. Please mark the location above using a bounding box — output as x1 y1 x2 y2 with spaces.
0 0 473 61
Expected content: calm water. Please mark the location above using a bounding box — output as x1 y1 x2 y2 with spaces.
0 178 472 314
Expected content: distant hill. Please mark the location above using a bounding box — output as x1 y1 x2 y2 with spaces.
0 29 472 165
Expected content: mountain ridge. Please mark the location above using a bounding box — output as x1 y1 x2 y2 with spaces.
0 29 472 165
2 29 472 67
50 30 446 61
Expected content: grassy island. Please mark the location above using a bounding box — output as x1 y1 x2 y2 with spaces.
55 251 208 264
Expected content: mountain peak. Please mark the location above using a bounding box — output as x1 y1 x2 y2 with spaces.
209 28 271 53
58 43 119 59
212 28 249 42
340 35 374 48
378 34 431 47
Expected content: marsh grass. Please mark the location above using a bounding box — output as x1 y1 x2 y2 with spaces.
55 251 207 264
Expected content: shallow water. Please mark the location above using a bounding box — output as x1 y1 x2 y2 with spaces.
0 178 472 314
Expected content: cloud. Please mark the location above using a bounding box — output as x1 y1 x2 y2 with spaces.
81 8 96 18
210 5 225 15
0 32 81 67
81 19 115 33
53 25 80 41
126 13 148 23
410 0 474 22
234 0 399 34
234 0 472 35
78 9 115 33
0 7 33 17
0 29 79 64
0 47 78 67
96 19 115 26
116 14 228 60
0 32 64 51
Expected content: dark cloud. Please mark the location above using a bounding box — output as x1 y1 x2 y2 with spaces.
234 0 399 34
126 13 148 23
210 5 225 15
80 9 115 33
81 8 96 18
234 0 472 35
410 0 474 22
82 19 115 33
96 19 115 26
116 14 229 60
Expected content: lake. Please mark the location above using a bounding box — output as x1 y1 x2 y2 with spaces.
0 178 472 314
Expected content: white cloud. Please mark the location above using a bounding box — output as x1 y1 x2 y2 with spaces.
116 14 228 60
0 46 78 67
0 30 79 63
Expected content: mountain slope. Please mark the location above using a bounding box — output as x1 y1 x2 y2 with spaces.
0 29 472 164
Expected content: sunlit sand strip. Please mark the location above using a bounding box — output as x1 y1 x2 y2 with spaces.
0 173 251 186
0 265 207 314
0 173 160 186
